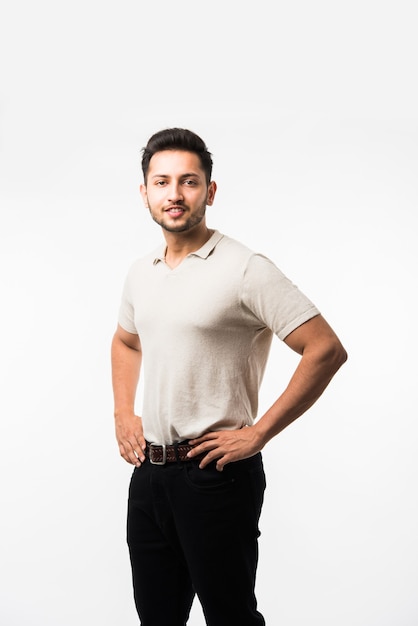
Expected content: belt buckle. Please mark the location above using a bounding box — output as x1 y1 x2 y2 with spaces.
149 443 166 465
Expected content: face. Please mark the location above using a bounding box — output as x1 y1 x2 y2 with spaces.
140 150 217 233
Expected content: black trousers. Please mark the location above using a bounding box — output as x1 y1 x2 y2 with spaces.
127 452 266 626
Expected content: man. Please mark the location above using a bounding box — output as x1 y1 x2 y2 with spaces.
111 128 347 625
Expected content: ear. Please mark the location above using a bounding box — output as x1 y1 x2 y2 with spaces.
140 184 148 207
206 180 217 206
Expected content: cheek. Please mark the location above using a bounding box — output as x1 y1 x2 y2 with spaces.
144 191 162 208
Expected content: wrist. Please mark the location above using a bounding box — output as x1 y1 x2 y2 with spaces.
250 423 270 450
114 406 136 419
252 416 279 449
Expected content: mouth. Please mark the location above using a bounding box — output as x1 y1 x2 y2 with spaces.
165 205 185 217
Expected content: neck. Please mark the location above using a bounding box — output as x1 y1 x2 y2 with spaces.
163 224 213 269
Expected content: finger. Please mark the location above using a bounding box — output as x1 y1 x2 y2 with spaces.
188 432 218 446
119 442 142 467
133 450 144 467
125 433 146 463
133 439 146 462
200 451 231 471
139 439 147 457
196 445 226 469
198 453 216 469
187 439 219 460
119 442 134 465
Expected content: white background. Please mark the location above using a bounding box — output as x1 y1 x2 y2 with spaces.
1 1 417 624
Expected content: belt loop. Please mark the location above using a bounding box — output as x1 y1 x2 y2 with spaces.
173 441 181 465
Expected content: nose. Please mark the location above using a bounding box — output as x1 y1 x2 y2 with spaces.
167 183 183 203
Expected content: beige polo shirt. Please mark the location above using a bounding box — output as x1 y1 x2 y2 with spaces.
118 230 319 444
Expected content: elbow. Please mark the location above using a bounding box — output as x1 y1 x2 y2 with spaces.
328 339 348 373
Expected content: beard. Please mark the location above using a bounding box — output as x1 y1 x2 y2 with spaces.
148 200 207 233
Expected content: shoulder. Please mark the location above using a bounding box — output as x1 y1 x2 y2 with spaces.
215 233 282 274
213 232 257 263
125 244 164 277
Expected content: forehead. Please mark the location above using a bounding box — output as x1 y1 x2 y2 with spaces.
148 150 204 177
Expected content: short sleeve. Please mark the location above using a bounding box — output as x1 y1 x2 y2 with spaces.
241 254 320 340
117 272 138 334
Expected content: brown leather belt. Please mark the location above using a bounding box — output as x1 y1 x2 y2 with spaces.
147 442 201 465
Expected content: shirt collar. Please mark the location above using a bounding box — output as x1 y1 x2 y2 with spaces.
152 230 223 265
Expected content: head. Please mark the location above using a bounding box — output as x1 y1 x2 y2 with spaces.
140 128 217 235
141 128 213 186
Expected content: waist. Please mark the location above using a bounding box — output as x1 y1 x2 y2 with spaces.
146 441 203 465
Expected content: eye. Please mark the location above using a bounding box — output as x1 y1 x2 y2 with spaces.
184 179 197 186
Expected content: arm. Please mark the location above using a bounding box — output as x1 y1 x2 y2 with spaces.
188 314 347 470
111 324 146 466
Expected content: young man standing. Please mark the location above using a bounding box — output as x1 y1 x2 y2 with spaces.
111 128 347 625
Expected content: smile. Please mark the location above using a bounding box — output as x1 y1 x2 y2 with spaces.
165 207 185 216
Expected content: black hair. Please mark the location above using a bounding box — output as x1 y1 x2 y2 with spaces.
141 128 213 185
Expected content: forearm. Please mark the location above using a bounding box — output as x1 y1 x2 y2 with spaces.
189 315 347 471
111 329 145 466
254 340 347 446
111 334 142 417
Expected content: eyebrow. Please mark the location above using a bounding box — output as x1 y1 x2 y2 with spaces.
150 172 201 180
